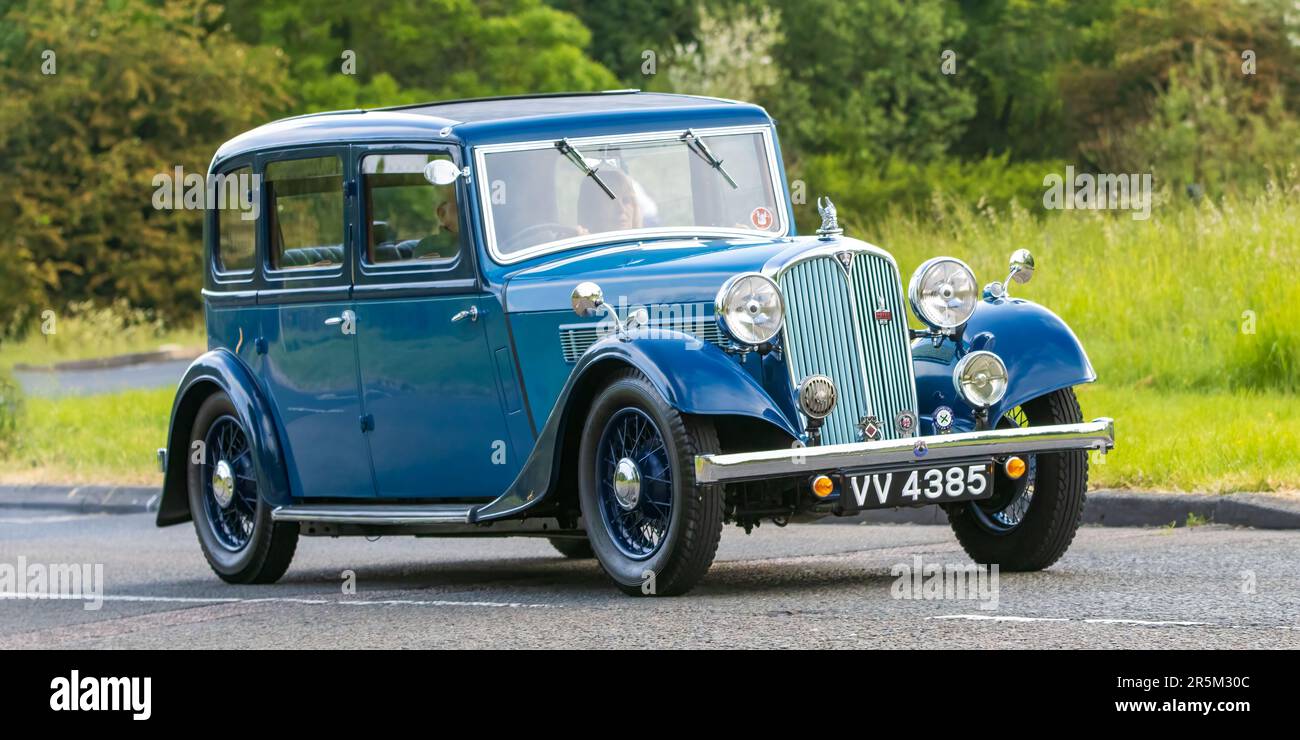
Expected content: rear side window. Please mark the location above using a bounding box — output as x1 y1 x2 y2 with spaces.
266 156 344 270
215 166 255 273
362 153 462 265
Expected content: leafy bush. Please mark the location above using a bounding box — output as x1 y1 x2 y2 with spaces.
793 153 1063 231
0 369 20 454
0 0 292 336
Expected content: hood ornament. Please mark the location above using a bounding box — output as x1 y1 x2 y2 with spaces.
816 196 843 240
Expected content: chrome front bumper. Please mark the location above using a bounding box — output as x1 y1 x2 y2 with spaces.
694 418 1115 484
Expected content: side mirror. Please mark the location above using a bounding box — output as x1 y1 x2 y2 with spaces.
423 159 462 186
571 281 605 317
1008 249 1035 285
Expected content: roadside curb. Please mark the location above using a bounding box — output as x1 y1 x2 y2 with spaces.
823 490 1300 529
0 485 160 515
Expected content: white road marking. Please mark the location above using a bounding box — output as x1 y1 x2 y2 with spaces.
0 592 551 609
932 614 1069 623
932 614 1297 630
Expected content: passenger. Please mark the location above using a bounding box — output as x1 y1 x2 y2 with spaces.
412 192 460 259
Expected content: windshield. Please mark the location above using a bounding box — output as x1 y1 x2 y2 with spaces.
478 128 784 261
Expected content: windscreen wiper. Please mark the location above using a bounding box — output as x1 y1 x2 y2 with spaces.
555 138 616 199
682 129 738 189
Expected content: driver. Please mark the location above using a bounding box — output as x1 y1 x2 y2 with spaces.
576 168 642 235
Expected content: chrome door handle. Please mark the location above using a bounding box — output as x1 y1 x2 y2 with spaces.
324 309 356 333
451 306 479 323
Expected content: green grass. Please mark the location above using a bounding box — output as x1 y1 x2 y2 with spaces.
0 388 172 485
0 300 202 371
866 187 1300 393
1077 384 1300 493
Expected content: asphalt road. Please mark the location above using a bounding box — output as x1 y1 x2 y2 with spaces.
2 507 1297 649
12 359 190 398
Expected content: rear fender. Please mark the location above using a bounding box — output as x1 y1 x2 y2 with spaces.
156 349 291 526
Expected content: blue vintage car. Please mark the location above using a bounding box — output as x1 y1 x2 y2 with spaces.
157 90 1114 595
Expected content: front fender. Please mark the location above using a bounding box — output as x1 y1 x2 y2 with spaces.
474 330 799 521
913 299 1096 431
156 349 291 526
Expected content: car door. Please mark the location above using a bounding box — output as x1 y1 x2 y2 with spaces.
257 148 375 499
351 146 520 499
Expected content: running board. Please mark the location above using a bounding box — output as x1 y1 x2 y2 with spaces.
271 503 477 526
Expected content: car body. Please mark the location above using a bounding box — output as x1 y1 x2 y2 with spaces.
158 90 1114 595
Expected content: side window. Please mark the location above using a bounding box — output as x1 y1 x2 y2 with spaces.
361 153 462 265
266 155 344 270
215 165 255 273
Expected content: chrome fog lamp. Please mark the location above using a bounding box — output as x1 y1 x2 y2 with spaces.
798 375 837 419
716 273 784 345
953 351 1008 409
908 257 978 331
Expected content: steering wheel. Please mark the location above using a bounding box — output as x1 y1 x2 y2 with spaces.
508 222 581 249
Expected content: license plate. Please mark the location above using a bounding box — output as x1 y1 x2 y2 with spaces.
840 461 995 511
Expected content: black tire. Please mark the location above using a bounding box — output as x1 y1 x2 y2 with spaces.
948 388 1087 571
187 392 298 584
577 369 723 596
548 537 594 559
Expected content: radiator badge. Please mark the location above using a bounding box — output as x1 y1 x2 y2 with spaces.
933 406 954 434
873 295 893 324
858 415 881 442
894 410 917 438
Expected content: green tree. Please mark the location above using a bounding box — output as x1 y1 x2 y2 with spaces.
649 3 782 103
1058 0 1300 172
767 0 976 166
0 0 291 334
221 0 620 113
547 0 701 83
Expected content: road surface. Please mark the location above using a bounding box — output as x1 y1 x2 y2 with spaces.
2 508 1297 649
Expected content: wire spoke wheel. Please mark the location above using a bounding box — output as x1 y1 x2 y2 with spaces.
969 405 1038 533
949 388 1088 572
201 414 258 552
595 407 673 560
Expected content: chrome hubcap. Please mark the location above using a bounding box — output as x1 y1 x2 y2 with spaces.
211 459 235 509
613 457 642 511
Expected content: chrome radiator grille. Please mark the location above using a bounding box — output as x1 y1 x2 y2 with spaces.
778 251 918 444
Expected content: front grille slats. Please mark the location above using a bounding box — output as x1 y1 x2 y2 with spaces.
779 251 918 444
783 258 865 444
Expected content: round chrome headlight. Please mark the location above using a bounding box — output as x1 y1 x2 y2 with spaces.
953 351 1008 409
798 375 837 419
716 273 784 345
908 257 978 331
